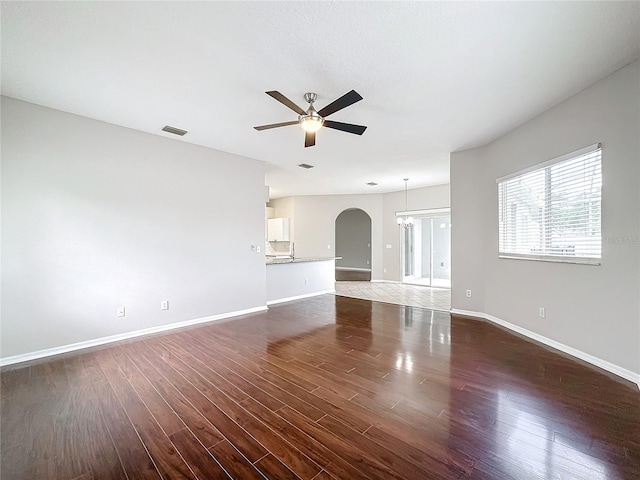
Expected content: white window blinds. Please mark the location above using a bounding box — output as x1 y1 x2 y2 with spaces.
497 144 602 264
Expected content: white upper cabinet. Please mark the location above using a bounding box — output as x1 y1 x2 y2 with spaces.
267 218 290 242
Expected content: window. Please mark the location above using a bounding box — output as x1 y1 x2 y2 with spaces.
497 144 601 264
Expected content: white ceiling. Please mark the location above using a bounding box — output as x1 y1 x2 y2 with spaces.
2 2 639 198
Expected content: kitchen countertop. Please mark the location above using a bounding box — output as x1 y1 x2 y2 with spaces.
266 256 340 265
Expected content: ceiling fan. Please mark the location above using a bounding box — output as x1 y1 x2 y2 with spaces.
254 90 367 147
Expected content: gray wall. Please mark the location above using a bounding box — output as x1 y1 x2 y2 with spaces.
451 61 640 376
451 147 487 312
1 97 266 359
335 209 372 270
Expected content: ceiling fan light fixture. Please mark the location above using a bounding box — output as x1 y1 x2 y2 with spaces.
299 114 324 132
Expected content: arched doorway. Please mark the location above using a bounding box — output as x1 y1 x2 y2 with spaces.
335 208 372 281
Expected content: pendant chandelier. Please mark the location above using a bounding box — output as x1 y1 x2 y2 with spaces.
397 178 414 228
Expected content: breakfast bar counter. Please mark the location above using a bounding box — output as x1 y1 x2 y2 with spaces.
266 257 338 305
266 256 339 265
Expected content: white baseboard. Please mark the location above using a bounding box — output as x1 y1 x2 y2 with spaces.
450 308 640 391
335 267 372 272
267 289 335 306
0 305 268 368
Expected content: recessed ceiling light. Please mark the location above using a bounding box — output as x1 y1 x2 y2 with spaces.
162 125 188 136
298 163 315 169
366 182 378 186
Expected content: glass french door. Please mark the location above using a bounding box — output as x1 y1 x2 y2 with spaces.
403 224 414 277
401 213 451 288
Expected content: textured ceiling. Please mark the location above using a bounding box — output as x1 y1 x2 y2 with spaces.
2 2 639 198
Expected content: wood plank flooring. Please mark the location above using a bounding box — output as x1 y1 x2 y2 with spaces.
1 295 639 479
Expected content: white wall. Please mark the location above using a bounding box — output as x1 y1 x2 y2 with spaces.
451 61 640 377
291 194 384 279
1 97 266 360
270 185 450 282
266 260 335 304
382 184 450 281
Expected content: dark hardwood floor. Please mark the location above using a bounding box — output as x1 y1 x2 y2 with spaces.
334 270 371 281
1 295 639 479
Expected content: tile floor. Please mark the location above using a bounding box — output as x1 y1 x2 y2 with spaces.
334 281 451 311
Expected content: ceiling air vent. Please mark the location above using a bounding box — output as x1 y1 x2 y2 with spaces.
366 182 378 186
162 125 188 136
298 163 315 169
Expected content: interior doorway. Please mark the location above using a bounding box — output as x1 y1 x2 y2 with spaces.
335 208 372 281
401 211 451 288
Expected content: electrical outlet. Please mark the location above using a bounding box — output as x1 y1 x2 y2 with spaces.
327 244 331 250
304 278 309 285
383 268 387 273
161 300 169 311
539 307 546 318
117 306 125 317
256 246 261 253
466 290 472 298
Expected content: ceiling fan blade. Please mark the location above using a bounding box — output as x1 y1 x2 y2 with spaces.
317 90 363 117
254 120 299 131
266 91 307 115
304 131 316 148
324 120 367 135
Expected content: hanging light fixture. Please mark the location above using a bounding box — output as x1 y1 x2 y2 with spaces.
397 178 414 228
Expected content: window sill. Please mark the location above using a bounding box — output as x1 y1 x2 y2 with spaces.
498 254 601 266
